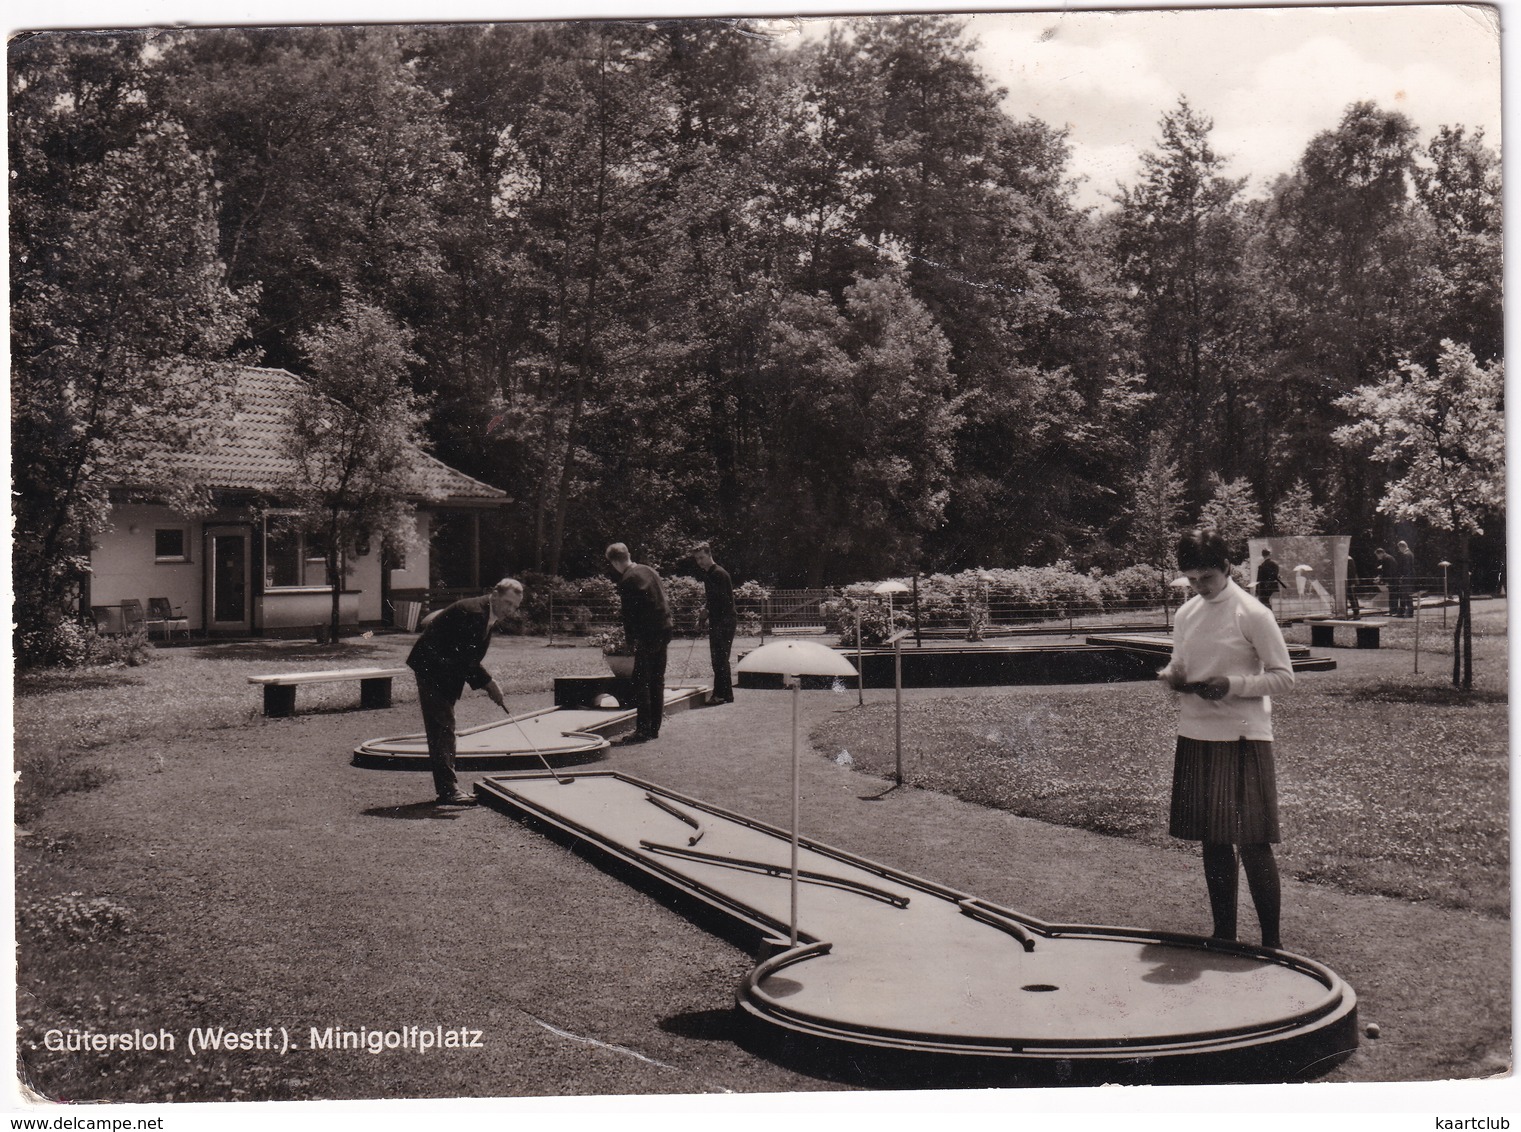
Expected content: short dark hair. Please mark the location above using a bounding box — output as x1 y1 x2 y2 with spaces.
1176 528 1231 573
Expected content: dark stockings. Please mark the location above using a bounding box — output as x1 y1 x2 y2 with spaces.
1202 842 1281 949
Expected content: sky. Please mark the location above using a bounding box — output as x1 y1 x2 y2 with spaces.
959 4 1502 207
7 1 1503 212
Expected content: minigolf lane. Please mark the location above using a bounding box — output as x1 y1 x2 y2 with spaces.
476 769 1359 1084
352 686 709 770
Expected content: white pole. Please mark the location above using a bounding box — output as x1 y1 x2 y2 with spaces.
894 635 903 786
856 607 864 707
790 678 800 947
1413 597 1421 675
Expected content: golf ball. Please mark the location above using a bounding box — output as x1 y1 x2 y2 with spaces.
1365 1023 1381 1039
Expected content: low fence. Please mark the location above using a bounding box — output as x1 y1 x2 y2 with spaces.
388 572 1488 642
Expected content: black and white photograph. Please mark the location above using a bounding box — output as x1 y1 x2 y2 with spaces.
8 0 1510 1123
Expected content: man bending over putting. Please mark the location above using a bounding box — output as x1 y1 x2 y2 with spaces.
407 578 523 805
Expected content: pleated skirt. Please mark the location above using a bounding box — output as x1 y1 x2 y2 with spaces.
1168 736 1281 844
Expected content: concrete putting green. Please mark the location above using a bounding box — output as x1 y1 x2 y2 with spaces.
352 686 709 770
476 769 1359 1087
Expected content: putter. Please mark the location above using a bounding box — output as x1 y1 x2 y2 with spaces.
501 702 574 785
680 631 700 684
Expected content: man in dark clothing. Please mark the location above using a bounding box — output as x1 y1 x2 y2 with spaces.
1346 552 1362 619
1255 548 1282 612
693 542 736 704
406 578 522 805
1373 547 1398 614
606 543 673 742
1396 540 1417 617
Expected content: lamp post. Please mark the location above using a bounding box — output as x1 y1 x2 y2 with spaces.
735 640 862 948
887 628 910 785
1439 561 1451 627
873 580 909 640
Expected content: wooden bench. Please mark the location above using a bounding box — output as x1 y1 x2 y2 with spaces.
248 667 410 717
1308 619 1388 650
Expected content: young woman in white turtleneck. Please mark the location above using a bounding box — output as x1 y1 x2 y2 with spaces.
1158 529 1294 949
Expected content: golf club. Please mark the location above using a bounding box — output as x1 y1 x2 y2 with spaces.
680 630 700 683
501 701 574 785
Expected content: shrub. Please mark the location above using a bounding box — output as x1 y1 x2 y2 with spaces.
14 621 155 671
663 575 706 634
1097 564 1170 608
733 580 771 635
15 619 95 670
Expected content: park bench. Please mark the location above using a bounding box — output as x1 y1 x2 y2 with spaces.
247 667 410 717
1307 619 1388 650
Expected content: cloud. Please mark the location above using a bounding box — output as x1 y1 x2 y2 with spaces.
1210 33 1501 192
969 8 1499 209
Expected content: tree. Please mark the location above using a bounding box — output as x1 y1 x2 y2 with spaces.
11 77 250 660
1112 99 1251 495
1198 474 1263 561
1257 102 1424 531
1333 341 1503 689
1124 434 1188 573
281 298 430 641
1413 126 1502 363
751 270 962 583
153 26 459 367
1272 478 1327 536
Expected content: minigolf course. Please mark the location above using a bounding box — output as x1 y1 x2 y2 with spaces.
352 685 709 770
476 769 1359 1086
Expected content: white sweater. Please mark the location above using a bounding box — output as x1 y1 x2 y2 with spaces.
1162 577 1295 741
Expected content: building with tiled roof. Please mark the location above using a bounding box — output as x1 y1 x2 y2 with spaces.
88 366 509 636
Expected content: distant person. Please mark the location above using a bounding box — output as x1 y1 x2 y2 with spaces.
606 542 674 743
1254 547 1281 613
693 542 736 704
1345 551 1361 620
1373 547 1397 615
1157 529 1294 950
1396 540 1417 618
406 579 522 805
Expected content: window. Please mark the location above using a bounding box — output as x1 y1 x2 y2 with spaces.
154 528 189 562
264 524 338 589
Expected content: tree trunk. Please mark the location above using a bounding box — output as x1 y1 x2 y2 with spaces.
1452 531 1473 690
329 514 343 645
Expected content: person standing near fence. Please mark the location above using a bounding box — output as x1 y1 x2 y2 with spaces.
606 542 673 743
1373 546 1397 614
1157 529 1294 950
1396 539 1417 618
1254 547 1281 612
406 578 522 805
693 543 736 704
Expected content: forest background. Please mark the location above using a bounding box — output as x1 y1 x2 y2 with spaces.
10 15 1505 612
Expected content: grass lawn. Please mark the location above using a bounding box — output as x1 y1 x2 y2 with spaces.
814 600 1509 916
11 606 1511 1103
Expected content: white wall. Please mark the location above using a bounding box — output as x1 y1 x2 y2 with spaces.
388 512 432 593
89 504 204 626
91 504 445 631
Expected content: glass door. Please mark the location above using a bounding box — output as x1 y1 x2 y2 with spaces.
206 526 251 632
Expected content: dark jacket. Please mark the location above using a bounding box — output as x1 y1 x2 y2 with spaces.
702 562 736 625
617 563 673 644
406 595 496 698
1256 557 1281 597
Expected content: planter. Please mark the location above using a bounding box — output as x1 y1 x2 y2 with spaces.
604 654 636 679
